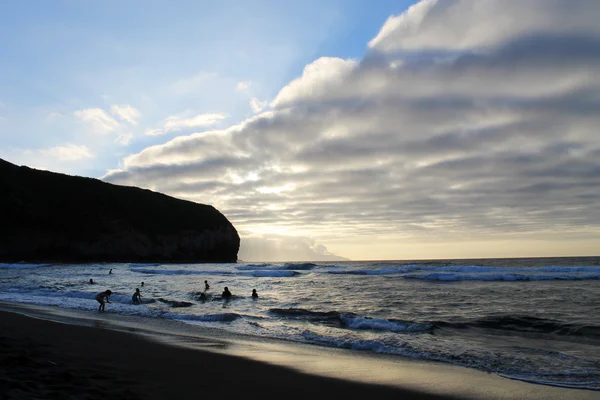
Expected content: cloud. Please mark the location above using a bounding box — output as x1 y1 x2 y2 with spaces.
146 112 228 136
368 0 600 53
114 132 133 146
74 108 119 133
238 234 349 262
250 98 267 113
236 81 251 91
104 0 600 258
40 144 94 161
110 105 141 125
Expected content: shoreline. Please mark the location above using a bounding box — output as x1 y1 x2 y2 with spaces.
1 302 598 400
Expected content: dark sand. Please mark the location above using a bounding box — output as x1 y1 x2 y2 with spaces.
2 305 598 400
0 310 457 400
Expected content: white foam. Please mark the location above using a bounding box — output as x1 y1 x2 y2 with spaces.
0 263 51 269
341 315 432 332
164 312 241 322
403 273 600 281
238 270 298 277
133 269 233 276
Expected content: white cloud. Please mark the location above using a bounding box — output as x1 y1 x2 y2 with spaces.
74 108 119 133
146 112 228 136
250 97 267 113
236 81 252 91
104 1 600 259
270 57 357 108
110 104 141 125
114 132 133 146
40 144 94 161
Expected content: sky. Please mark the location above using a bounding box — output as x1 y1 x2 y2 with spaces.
1 0 599 262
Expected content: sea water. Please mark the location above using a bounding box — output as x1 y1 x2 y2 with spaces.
1 257 599 390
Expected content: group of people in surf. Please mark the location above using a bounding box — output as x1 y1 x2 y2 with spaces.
92 271 259 312
198 280 259 301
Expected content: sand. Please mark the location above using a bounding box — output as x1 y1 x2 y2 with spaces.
0 303 597 400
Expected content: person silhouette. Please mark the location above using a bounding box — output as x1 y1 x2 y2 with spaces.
222 287 232 299
95 290 112 312
204 280 210 290
132 288 142 304
89 279 95 284
141 281 145 287
252 289 258 298
109 269 113 275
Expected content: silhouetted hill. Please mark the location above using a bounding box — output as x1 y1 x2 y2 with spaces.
0 159 239 263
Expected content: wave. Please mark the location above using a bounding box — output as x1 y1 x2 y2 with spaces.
326 266 421 275
238 270 299 277
0 263 52 269
133 269 234 276
281 263 317 270
134 268 298 278
236 263 315 272
439 315 600 339
269 308 433 334
299 331 600 390
404 273 600 281
325 264 600 277
129 263 161 267
157 298 194 308
341 316 433 333
269 308 342 320
165 312 242 322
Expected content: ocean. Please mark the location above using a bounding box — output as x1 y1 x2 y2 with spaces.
1 257 599 391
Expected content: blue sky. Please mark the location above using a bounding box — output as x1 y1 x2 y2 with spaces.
0 0 412 177
2 1 599 261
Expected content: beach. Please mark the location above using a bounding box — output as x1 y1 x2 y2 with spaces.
1 302 598 400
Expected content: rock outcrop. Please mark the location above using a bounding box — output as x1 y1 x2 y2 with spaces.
0 159 239 263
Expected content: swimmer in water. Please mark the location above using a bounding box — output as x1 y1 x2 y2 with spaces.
252 289 258 298
132 288 142 304
222 287 232 299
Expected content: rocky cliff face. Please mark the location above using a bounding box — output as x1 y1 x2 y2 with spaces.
0 159 240 263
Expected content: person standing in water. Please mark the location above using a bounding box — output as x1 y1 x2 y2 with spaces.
95 290 112 312
252 289 259 298
222 287 232 298
132 288 142 304
204 280 210 291
109 269 113 275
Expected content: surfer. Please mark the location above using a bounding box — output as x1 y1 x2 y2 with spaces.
222 287 232 299
252 289 258 298
141 281 145 287
204 280 210 290
132 288 142 304
89 279 95 284
109 269 112 275
95 290 112 312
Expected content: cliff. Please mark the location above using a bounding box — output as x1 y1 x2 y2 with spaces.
0 159 240 263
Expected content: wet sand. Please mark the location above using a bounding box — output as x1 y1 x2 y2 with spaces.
0 304 597 400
